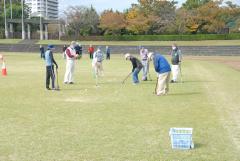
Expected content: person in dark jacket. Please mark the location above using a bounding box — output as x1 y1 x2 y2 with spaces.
148 52 171 96
125 53 143 85
170 43 182 83
106 46 110 60
40 45 45 59
44 45 58 90
74 43 83 59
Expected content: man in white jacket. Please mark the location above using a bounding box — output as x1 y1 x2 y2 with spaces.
64 41 78 84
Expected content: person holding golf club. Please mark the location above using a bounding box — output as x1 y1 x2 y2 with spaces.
140 47 149 81
64 41 78 84
170 43 182 83
44 45 58 90
125 53 143 85
92 47 104 79
148 52 171 96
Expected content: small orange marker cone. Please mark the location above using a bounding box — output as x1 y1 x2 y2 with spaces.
2 61 7 76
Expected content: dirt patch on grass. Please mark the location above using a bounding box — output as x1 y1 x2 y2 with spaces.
186 56 240 71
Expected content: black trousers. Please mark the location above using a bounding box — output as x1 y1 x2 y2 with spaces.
46 66 55 89
106 53 110 60
90 53 93 59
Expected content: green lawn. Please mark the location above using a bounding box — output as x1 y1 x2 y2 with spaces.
0 39 22 44
0 39 240 46
37 40 240 46
0 53 240 161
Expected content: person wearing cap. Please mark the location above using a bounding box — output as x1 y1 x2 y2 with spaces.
148 52 171 96
140 46 149 81
64 41 78 84
106 46 111 60
170 43 182 83
44 45 58 90
88 44 94 59
125 53 143 85
92 47 104 78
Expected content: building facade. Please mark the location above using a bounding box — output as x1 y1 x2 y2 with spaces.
25 0 58 19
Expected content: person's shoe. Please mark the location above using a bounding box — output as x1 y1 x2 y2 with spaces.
46 87 51 90
142 78 147 81
64 82 68 84
170 80 175 83
69 82 74 84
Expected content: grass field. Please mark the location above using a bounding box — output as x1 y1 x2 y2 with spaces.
0 53 240 161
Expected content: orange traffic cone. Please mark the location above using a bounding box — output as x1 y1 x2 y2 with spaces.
2 61 7 76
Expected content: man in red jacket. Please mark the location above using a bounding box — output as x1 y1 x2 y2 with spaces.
88 44 94 59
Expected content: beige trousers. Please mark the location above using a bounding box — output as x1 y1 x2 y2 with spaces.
156 72 171 96
94 62 103 77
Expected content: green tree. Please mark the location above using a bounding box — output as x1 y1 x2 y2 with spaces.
64 5 99 36
182 0 211 10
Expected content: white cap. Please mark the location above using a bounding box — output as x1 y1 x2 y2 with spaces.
148 52 154 61
71 41 76 46
124 53 131 59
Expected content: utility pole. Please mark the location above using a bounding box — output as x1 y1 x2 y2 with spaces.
21 0 26 39
40 0 43 40
4 0 9 39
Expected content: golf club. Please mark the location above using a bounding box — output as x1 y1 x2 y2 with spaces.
55 67 60 90
154 77 158 94
179 63 183 83
122 72 132 84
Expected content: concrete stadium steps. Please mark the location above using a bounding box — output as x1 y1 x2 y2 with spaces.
0 44 240 56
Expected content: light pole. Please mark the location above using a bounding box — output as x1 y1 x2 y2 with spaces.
40 0 43 40
21 0 26 39
9 0 13 38
4 0 9 39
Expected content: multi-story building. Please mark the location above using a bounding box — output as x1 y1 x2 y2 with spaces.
25 0 58 19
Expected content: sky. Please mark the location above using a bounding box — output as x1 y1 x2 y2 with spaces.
59 0 240 13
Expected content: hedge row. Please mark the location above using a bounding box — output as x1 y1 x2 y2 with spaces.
62 33 240 41
103 34 240 41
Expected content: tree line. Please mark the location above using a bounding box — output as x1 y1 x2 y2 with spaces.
64 0 240 36
0 0 239 38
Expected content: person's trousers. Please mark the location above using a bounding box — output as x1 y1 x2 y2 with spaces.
132 68 141 84
141 60 149 80
64 59 75 83
41 52 45 59
156 72 171 96
94 62 104 77
171 65 180 81
90 53 93 59
106 53 110 60
46 65 55 89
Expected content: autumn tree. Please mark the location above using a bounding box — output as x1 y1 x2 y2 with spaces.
99 10 126 35
125 7 153 34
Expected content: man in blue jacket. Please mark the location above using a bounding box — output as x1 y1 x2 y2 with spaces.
45 45 58 90
148 52 171 96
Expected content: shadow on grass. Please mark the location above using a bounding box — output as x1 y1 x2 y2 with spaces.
193 142 204 149
182 80 215 83
169 92 202 96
